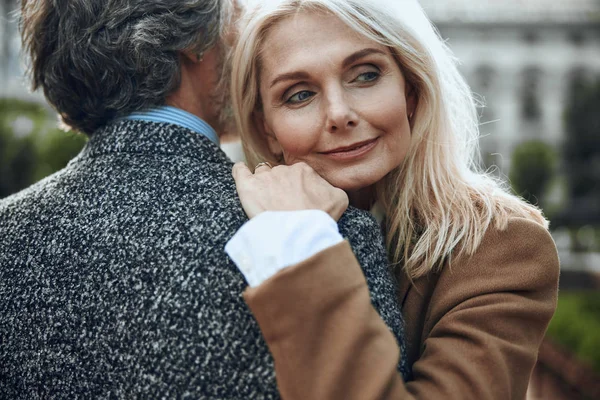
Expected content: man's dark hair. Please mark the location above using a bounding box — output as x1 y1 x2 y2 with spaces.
20 0 227 135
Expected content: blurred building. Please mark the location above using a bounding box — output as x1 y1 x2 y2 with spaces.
419 0 600 173
2 0 600 172
0 0 43 102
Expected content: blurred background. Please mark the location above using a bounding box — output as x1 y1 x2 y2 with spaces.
1 0 599 398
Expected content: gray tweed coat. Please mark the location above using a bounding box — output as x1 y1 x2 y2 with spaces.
0 120 407 399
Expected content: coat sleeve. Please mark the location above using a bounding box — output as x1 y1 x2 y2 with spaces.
243 240 407 399
243 218 559 400
335 207 408 377
244 220 559 400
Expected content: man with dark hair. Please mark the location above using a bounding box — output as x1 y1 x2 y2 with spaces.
0 0 405 397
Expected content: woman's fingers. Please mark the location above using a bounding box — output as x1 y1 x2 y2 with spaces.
253 162 273 174
231 161 349 221
232 162 262 218
330 187 350 221
232 162 253 183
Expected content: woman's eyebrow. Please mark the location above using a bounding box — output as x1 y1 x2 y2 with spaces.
269 71 310 89
268 48 386 89
341 48 387 68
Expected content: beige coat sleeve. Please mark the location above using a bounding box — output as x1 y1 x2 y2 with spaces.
243 218 559 399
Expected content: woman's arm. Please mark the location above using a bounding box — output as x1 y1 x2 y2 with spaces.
229 161 407 382
243 240 407 399
243 217 559 399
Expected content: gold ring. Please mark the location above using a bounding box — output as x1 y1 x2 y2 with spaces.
254 161 273 172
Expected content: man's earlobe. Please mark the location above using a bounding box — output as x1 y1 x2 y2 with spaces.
181 49 203 64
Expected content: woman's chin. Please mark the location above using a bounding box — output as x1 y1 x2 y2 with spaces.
333 181 371 192
327 174 380 192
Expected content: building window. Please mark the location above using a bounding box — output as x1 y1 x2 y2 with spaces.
568 67 591 95
472 65 497 126
521 67 543 122
568 30 585 46
474 65 495 92
523 30 539 44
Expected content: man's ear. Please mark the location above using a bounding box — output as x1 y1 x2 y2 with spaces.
181 49 202 64
253 111 283 159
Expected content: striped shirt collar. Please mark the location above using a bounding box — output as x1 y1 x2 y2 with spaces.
124 106 219 145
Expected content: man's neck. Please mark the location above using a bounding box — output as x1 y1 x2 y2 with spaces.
165 46 224 136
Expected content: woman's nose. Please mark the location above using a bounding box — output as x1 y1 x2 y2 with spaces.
325 91 359 133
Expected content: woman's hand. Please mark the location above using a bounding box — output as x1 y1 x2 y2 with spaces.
232 162 349 220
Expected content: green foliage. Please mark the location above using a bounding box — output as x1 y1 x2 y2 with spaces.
0 98 87 199
509 140 557 207
562 77 600 225
0 129 37 197
546 291 600 373
35 129 88 181
564 77 600 197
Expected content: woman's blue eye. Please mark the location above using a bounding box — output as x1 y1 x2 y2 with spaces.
287 90 313 104
355 71 380 82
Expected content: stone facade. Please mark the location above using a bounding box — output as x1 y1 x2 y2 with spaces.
0 0 40 102
420 0 600 173
2 0 600 172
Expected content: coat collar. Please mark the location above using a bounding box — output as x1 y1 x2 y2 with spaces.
396 267 441 309
397 271 413 307
122 106 219 145
76 120 231 166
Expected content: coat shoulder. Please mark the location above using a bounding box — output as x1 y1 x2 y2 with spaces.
430 215 560 319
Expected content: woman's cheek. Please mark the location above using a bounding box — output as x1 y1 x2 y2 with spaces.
274 115 321 157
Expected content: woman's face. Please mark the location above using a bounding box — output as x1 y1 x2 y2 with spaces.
257 11 415 191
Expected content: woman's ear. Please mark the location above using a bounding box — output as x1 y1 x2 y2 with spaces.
406 83 418 122
253 111 283 161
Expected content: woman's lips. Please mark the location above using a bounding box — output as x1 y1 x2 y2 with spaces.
320 137 380 161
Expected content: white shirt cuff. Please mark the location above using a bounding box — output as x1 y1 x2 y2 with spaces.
225 210 344 287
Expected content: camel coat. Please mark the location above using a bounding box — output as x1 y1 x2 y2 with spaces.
243 217 560 399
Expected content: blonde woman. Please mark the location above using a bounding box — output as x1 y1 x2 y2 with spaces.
226 0 560 398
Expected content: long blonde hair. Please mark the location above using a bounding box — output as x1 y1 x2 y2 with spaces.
231 0 547 279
